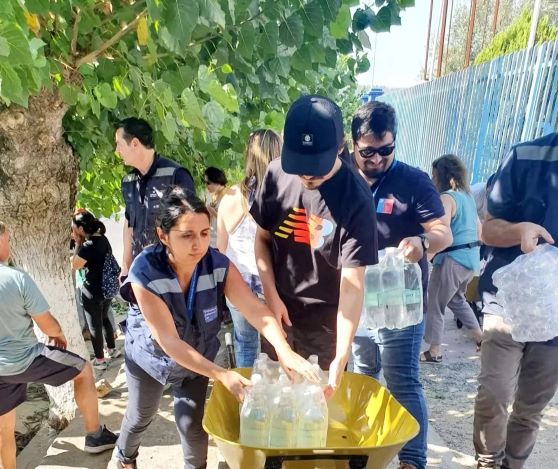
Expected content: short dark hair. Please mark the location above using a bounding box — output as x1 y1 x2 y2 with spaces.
156 187 210 236
351 101 397 142
204 167 227 186
115 117 154 149
432 154 470 192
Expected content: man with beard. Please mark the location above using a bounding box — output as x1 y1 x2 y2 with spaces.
350 101 452 469
250 95 378 398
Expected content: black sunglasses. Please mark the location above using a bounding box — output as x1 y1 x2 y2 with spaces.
356 142 395 159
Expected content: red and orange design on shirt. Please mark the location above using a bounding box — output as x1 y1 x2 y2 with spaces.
274 208 334 249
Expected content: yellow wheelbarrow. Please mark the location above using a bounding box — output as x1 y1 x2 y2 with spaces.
203 369 419 469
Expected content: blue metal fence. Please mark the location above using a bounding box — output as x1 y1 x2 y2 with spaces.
379 40 558 183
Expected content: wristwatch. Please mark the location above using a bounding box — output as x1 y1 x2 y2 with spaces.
418 234 430 251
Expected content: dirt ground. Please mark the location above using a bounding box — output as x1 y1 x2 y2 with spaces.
15 310 558 468
421 318 558 468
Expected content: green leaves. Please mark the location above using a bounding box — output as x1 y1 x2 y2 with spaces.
181 89 207 130
163 0 199 43
0 0 416 218
279 13 304 48
59 84 80 105
330 5 351 39
0 37 9 56
0 24 33 65
94 83 118 109
202 101 225 132
258 20 279 57
0 64 24 105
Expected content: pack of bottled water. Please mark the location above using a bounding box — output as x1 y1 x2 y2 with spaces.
239 353 328 448
360 247 423 330
493 243 558 342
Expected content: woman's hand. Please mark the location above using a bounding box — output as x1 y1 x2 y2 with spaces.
219 369 252 402
276 348 321 384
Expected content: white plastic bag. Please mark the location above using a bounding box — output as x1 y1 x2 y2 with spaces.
493 244 558 342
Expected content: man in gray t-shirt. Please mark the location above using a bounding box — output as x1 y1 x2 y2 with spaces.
0 222 117 468
0 263 50 376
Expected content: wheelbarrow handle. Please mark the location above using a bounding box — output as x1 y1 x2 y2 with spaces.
264 454 369 468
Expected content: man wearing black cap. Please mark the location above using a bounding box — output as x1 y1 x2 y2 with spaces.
249 95 378 396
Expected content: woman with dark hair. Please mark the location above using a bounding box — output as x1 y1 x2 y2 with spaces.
71 211 119 370
216 129 282 367
422 155 483 363
204 166 228 247
110 186 318 469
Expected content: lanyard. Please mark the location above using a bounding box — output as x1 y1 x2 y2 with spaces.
185 264 199 320
372 159 398 199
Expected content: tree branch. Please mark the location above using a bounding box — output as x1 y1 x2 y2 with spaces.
75 9 146 68
70 8 82 57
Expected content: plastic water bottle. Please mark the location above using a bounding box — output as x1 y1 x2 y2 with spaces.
381 248 406 329
269 386 297 448
239 374 270 447
307 355 328 387
404 262 423 327
297 385 328 448
364 264 385 329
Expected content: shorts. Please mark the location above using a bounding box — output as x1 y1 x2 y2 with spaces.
0 346 86 415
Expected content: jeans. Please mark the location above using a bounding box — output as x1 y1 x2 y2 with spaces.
116 355 209 469
227 300 259 368
352 322 428 469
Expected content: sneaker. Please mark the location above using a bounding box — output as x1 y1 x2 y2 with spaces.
106 348 122 360
91 358 108 371
399 463 417 469
84 425 117 454
108 447 137 468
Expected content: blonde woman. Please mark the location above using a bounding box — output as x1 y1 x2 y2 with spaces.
217 130 282 367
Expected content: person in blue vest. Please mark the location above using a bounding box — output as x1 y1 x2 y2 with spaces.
116 118 195 278
109 187 318 469
474 133 558 469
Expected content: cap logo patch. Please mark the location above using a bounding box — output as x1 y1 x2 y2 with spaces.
302 133 313 146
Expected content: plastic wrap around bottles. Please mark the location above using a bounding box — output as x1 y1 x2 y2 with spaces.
493 244 558 342
239 354 328 449
361 247 423 330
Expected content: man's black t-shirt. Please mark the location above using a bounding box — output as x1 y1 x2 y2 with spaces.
370 160 445 289
77 235 111 298
250 159 378 322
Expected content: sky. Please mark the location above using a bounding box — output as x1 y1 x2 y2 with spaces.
355 0 445 89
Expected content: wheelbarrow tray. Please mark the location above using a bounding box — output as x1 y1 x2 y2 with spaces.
203 370 419 469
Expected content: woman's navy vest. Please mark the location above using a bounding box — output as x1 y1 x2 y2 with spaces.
120 244 229 384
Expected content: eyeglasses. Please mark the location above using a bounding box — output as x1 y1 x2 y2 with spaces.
356 142 395 159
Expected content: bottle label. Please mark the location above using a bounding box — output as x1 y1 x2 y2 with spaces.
379 290 404 306
404 289 422 305
365 291 379 307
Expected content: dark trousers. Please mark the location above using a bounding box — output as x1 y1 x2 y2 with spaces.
116 356 210 469
81 294 115 359
261 314 337 370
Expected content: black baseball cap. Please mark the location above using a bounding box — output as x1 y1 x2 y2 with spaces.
281 95 345 176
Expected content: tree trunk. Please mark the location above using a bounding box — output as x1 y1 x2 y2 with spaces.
0 88 87 429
